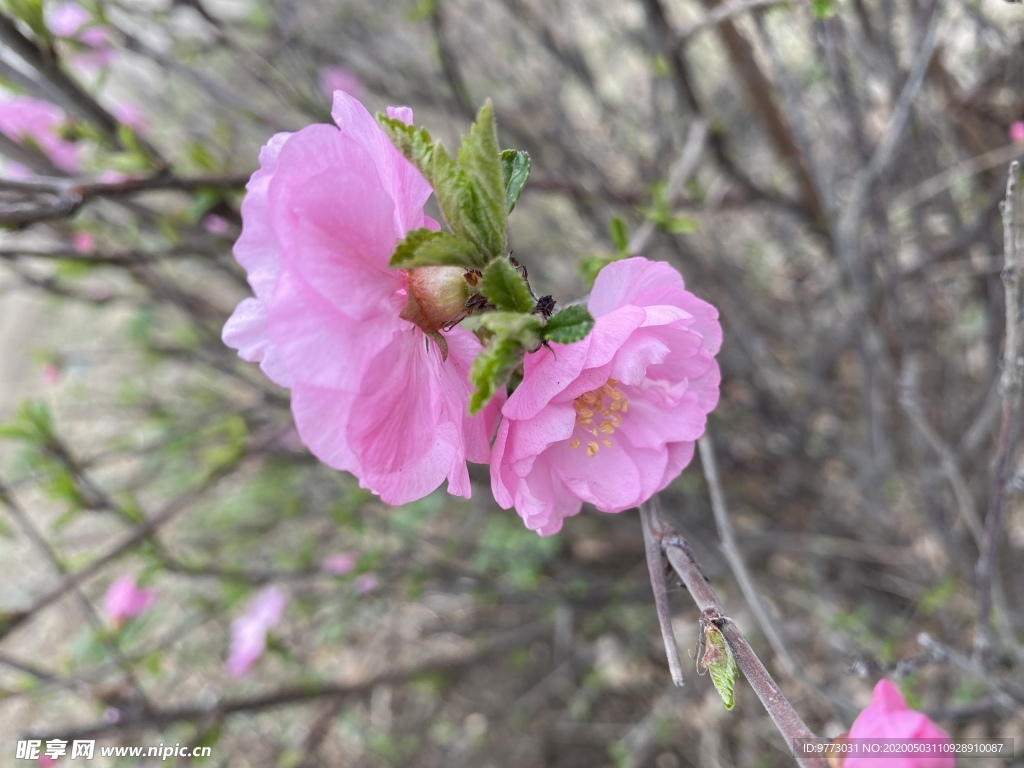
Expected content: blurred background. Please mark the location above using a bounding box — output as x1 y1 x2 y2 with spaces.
1 0 1023 765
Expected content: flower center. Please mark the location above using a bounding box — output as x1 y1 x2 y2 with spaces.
569 378 629 457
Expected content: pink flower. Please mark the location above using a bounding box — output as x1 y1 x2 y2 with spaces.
0 95 80 177
842 679 955 767
113 103 148 131
491 257 721 535
319 66 365 101
72 231 94 253
222 91 501 504
47 3 113 72
322 552 358 575
202 214 231 235
1011 122 1024 144
104 576 156 626
226 586 286 677
354 573 378 593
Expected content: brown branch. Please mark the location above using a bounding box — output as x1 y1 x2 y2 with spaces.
25 621 551 742
976 161 1024 660
641 497 825 767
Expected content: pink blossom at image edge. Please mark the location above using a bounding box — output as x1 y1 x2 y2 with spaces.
1010 122 1024 144
318 66 365 100
490 256 722 535
221 91 503 505
104 576 156 625
842 679 955 768
0 94 81 177
225 586 287 677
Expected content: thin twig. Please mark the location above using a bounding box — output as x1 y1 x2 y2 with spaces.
976 161 1024 660
639 503 685 686
643 497 824 767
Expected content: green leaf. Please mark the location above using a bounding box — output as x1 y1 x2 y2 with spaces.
542 305 594 344
469 314 542 413
701 625 738 710
811 0 835 18
1 0 46 38
665 215 698 235
608 216 629 252
376 116 437 180
390 228 485 269
469 336 522 414
500 149 531 214
480 257 534 313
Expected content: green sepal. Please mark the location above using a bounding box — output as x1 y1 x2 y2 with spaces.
480 257 534 313
376 116 436 180
390 228 485 269
541 305 594 344
701 625 738 710
500 149 531 214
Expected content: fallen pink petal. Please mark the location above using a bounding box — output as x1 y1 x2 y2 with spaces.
322 552 358 575
226 586 286 677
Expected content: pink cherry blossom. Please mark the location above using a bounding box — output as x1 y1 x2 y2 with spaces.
1011 122 1024 144
222 91 502 504
47 3 113 72
104 576 156 626
491 257 721 535
319 66 365 100
72 231 95 253
354 573 379 593
0 95 80 178
322 552 358 575
226 586 286 677
202 213 231 235
843 679 955 768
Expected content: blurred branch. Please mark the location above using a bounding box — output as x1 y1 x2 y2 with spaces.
26 621 551 742
976 161 1024 660
0 173 250 226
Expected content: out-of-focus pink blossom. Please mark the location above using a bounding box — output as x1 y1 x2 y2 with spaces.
1011 122 1024 144
38 756 57 766
0 95 80 177
354 573 378 593
222 91 502 504
113 103 148 131
842 679 955 767
491 257 721 535
103 707 121 723
322 552 358 575
72 231 95 253
47 3 113 72
41 362 60 386
104 576 156 626
318 66 365 100
202 214 231 235
226 586 286 677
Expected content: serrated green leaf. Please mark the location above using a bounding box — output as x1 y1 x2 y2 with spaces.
457 103 506 244
469 335 523 414
479 312 543 344
480 257 534 313
390 228 485 269
608 216 629 252
500 149 531 214
542 305 594 344
702 625 738 710
376 116 436 180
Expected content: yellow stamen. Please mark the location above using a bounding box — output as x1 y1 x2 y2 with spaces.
570 438 580 449
586 441 599 457
602 439 613 448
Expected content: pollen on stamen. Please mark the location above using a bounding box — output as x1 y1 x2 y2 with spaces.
586 441 599 457
570 437 580 449
602 439 613 448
